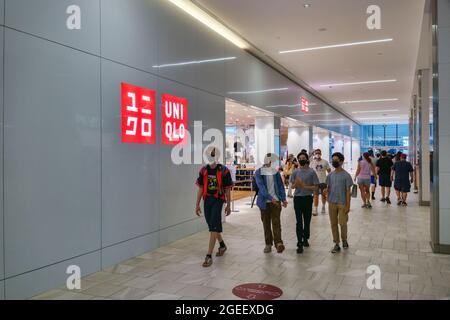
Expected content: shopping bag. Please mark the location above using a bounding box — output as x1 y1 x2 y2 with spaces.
351 184 358 198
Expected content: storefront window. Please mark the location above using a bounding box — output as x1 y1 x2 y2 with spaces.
360 124 409 154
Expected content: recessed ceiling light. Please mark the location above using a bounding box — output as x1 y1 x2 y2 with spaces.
340 98 399 104
303 4 311 8
355 116 404 120
279 38 393 54
320 79 397 88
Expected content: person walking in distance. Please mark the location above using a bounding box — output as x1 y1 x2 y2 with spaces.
291 152 319 254
377 150 394 204
354 152 377 209
310 149 331 215
326 153 354 253
391 153 414 206
255 153 288 254
368 150 379 200
195 147 233 267
283 154 295 198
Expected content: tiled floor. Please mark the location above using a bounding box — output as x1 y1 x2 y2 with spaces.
33 191 450 300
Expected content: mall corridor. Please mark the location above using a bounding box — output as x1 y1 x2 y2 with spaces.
32 193 450 301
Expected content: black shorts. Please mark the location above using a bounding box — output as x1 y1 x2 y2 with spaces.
394 180 411 193
379 174 392 187
204 196 224 233
318 183 328 195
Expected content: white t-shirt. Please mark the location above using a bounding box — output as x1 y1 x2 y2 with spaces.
310 159 330 183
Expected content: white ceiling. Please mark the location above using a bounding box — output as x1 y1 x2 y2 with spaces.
197 0 426 124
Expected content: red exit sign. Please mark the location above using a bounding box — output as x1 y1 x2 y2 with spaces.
301 96 309 113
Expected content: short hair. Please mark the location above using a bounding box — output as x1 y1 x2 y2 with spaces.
315 149 322 153
381 150 387 157
367 149 374 157
332 152 345 162
297 152 309 160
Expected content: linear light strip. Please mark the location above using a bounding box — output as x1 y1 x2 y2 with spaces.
228 88 289 95
168 0 249 49
356 116 405 120
153 57 236 68
340 98 399 104
352 109 400 114
280 38 393 54
320 79 397 87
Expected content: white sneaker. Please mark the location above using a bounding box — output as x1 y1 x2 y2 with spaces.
321 206 326 214
313 207 318 216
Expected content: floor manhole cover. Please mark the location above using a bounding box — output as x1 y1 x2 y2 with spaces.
232 283 283 300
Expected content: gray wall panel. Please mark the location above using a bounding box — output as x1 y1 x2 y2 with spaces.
0 0 4 26
0 281 4 300
5 251 100 300
158 78 198 229
156 0 200 91
101 0 158 73
0 27 3 281
5 0 100 54
159 219 198 247
4 30 101 277
101 59 160 247
101 232 159 269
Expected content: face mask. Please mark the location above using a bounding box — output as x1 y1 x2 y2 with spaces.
332 161 341 168
299 160 308 166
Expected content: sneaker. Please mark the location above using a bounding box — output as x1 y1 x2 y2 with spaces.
303 239 310 247
321 206 326 214
367 202 372 209
216 245 227 257
402 201 408 207
297 246 304 254
386 197 391 204
312 207 318 216
263 245 272 253
342 240 349 249
331 244 341 253
397 200 402 206
202 255 213 267
276 243 285 253
361 204 367 209
380 198 386 202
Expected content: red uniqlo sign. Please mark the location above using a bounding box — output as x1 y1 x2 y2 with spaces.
301 96 309 113
162 93 188 145
121 83 156 144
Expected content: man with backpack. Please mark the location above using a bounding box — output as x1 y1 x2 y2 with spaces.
254 153 288 254
195 147 233 267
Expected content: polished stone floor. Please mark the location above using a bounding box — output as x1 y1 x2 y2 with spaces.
33 190 450 300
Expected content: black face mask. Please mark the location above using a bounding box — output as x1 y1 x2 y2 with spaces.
299 160 308 166
332 161 341 168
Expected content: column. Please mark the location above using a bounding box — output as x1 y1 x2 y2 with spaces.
418 69 431 206
255 116 281 167
344 137 352 171
287 126 309 157
431 0 450 253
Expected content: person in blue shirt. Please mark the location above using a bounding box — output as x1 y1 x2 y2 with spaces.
255 153 288 254
391 153 414 206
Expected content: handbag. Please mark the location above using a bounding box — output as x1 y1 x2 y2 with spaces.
351 184 358 198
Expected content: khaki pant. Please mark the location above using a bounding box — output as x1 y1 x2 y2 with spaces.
328 203 349 243
260 202 283 246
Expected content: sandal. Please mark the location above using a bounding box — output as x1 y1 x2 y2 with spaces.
202 255 213 267
216 245 227 257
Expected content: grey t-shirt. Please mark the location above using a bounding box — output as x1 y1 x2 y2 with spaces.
265 174 279 202
326 170 353 205
291 167 319 197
